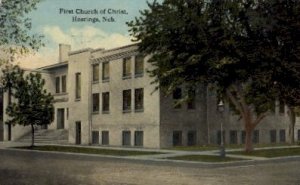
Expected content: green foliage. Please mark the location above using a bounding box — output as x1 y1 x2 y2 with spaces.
0 0 43 58
2 65 54 127
230 147 300 158
127 0 300 115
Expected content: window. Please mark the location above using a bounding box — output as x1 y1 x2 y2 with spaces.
173 131 182 146
217 130 226 145
187 131 197 146
123 57 131 78
61 75 67 93
279 100 285 114
123 89 131 112
241 131 258 144
102 92 110 113
92 131 99 144
279 129 286 142
55 76 60 93
122 131 131 146
134 88 144 111
102 62 109 81
135 55 144 77
187 89 196 109
75 121 81 145
173 87 182 109
75 73 81 99
270 130 277 143
134 131 144 146
92 64 99 82
92 93 99 113
241 131 246 144
253 130 259 144
102 131 109 145
229 130 238 144
298 130 300 141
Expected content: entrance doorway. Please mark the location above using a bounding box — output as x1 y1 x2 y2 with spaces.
75 121 81 144
57 109 65 129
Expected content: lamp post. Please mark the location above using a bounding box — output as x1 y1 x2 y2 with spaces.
218 100 226 158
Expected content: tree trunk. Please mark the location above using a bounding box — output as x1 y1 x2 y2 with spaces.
245 126 253 152
31 124 35 147
226 85 266 153
8 86 12 104
287 106 295 144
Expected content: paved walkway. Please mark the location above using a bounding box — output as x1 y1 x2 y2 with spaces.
1 141 299 166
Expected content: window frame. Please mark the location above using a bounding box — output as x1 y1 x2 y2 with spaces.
134 88 144 111
55 76 60 94
279 129 286 142
253 130 259 144
187 89 196 109
102 62 110 82
92 93 100 113
122 57 132 79
134 55 144 77
187 131 197 146
102 131 109 145
173 131 183 146
217 130 226 145
122 131 131 146
229 130 238 144
123 89 132 112
134 131 144 147
102 92 110 113
61 75 67 93
270 129 277 143
173 87 182 109
92 131 100 144
92 63 100 82
75 73 81 100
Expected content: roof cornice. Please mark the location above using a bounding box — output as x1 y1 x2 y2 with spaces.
37 61 68 71
92 44 139 63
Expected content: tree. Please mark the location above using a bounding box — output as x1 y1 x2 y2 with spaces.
2 65 54 147
0 0 43 62
257 0 300 144
127 0 300 152
0 0 44 142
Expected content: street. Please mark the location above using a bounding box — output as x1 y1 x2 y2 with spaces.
0 149 299 185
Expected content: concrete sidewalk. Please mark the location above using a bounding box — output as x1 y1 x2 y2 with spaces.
1 141 299 165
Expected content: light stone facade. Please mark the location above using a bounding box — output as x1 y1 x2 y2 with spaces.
1 43 300 148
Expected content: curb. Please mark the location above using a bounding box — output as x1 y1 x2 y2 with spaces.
1 146 300 169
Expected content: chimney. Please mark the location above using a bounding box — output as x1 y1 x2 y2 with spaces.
59 44 71 62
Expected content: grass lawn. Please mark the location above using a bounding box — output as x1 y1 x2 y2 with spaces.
167 155 246 162
230 147 300 158
167 143 297 151
167 145 219 151
15 145 164 156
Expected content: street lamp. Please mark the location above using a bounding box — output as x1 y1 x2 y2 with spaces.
218 100 226 158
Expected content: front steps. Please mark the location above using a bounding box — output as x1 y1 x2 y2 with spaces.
18 129 69 144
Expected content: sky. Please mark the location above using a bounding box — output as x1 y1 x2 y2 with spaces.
17 0 158 69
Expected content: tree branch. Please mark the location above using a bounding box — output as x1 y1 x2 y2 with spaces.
232 83 249 114
226 87 244 115
252 112 267 128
